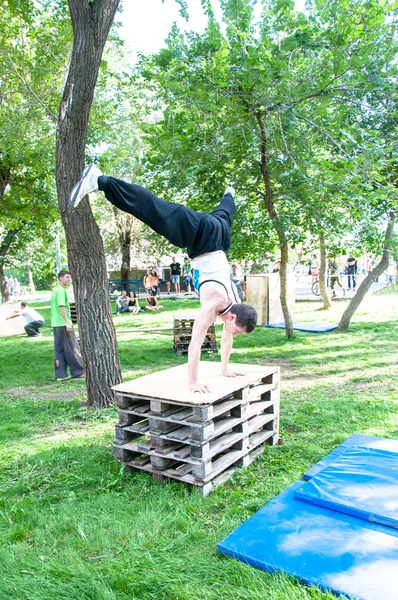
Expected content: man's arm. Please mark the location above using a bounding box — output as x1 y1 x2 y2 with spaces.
221 325 245 378
6 312 19 320
188 306 217 393
59 305 73 332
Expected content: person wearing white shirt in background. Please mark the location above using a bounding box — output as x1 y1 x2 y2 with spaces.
6 301 45 337
385 256 397 294
155 260 170 295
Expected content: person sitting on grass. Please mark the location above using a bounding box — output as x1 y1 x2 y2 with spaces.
128 290 140 314
115 290 133 314
145 293 163 311
69 164 258 393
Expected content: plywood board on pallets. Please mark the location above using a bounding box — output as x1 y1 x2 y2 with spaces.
113 363 279 405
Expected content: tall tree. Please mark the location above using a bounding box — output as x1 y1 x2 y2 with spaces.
56 0 121 408
137 0 396 336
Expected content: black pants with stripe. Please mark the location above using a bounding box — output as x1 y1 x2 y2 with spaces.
98 176 235 259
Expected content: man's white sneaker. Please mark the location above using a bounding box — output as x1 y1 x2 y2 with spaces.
224 185 235 197
69 164 102 209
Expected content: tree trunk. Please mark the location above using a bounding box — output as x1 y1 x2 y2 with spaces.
113 208 132 289
0 264 10 303
256 111 294 337
0 229 19 303
26 246 36 296
55 0 122 408
120 229 131 289
338 210 395 330
319 232 331 310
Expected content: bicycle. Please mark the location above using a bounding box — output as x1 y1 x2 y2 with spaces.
311 277 321 296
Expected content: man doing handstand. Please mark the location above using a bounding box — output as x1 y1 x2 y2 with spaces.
69 165 257 393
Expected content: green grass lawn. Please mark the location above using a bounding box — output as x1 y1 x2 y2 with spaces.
0 293 397 599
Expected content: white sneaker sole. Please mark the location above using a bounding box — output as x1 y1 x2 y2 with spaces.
69 164 95 209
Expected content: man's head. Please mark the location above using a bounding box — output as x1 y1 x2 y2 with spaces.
156 260 161 266
21 301 28 309
58 270 71 287
121 290 127 297
222 304 257 336
172 256 176 263
184 257 189 263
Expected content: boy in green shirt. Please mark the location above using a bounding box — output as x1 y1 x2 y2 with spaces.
51 270 83 380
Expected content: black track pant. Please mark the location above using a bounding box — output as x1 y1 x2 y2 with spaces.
53 326 84 379
98 176 235 259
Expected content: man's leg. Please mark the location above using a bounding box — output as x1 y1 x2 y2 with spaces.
54 327 69 379
63 329 84 378
70 166 201 247
25 321 41 337
70 167 236 255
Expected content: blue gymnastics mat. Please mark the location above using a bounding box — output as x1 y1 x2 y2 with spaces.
266 322 337 332
304 433 398 480
296 446 398 530
218 481 398 600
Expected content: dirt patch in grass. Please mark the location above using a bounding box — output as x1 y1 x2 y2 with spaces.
4 387 84 401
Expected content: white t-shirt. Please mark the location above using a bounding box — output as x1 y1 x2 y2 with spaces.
19 307 44 324
191 251 241 306
387 262 396 276
155 265 164 279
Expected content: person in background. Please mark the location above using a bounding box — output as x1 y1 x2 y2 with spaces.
150 269 159 297
115 290 133 314
366 256 373 278
170 256 181 294
310 254 319 286
385 256 397 294
272 260 280 273
230 263 245 302
242 259 251 284
128 290 140 314
346 256 358 291
145 293 163 311
13 278 21 301
155 260 170 295
250 258 263 275
294 262 301 281
6 301 45 337
329 256 346 298
50 270 83 381
143 269 152 295
183 257 193 293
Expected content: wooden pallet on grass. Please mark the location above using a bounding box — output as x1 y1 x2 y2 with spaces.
112 363 280 496
173 313 217 355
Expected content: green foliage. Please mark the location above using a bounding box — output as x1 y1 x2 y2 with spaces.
134 0 397 259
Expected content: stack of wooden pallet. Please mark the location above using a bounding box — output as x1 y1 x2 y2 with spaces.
69 302 77 324
112 363 280 496
173 313 217 355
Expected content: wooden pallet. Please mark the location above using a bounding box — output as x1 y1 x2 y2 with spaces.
173 313 217 355
69 302 77 324
112 363 280 496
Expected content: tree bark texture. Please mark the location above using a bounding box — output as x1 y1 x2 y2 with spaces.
256 112 294 338
338 211 395 330
56 0 122 408
319 232 331 310
113 208 132 287
0 229 19 302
